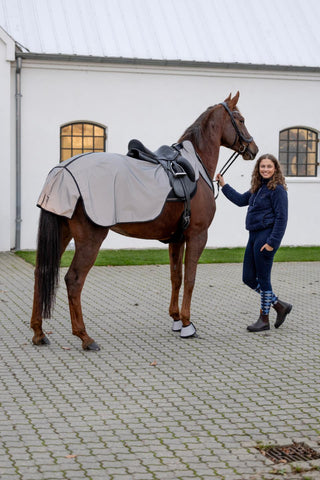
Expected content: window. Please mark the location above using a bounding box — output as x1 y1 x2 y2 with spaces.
60 122 106 162
279 127 318 177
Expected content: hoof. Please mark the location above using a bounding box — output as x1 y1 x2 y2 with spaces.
172 320 183 332
32 335 50 346
180 322 197 338
83 341 100 351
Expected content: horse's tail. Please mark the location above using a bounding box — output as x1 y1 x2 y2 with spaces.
36 209 61 318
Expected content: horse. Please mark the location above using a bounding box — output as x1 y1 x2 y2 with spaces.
30 91 258 351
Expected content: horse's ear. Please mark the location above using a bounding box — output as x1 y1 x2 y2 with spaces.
228 91 240 109
224 93 232 102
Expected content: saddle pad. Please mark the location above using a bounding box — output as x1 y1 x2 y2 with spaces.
37 140 211 227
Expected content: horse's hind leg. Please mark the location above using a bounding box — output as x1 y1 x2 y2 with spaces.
31 218 72 346
64 227 108 351
169 241 185 332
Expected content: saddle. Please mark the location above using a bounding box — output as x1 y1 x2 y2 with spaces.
127 139 198 241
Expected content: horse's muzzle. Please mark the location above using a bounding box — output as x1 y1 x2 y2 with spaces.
242 143 258 160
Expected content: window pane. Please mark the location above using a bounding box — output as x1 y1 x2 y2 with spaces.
94 125 104 136
298 164 307 175
279 141 288 153
279 130 288 141
73 149 83 156
298 129 306 140
288 153 297 176
288 141 297 152
308 141 317 153
307 164 316 176
289 129 298 140
307 152 316 164
289 163 297 176
83 137 93 149
73 124 83 135
61 149 71 162
72 137 83 149
61 136 71 148
279 152 287 164
83 124 94 136
94 137 105 149
61 125 71 135
298 141 307 153
307 130 316 141
297 153 306 164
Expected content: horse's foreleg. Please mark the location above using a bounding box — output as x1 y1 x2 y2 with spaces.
180 231 208 337
168 241 185 332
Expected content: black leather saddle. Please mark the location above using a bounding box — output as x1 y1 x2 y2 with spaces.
127 139 198 242
127 139 196 199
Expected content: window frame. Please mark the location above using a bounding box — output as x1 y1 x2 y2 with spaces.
60 121 107 162
279 126 319 178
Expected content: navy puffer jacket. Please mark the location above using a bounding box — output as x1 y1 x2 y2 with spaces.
222 180 288 249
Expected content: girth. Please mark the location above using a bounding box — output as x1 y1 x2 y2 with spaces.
127 139 197 242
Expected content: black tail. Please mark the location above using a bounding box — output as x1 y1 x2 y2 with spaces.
36 209 61 318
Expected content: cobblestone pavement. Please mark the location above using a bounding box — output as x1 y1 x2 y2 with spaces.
0 251 319 480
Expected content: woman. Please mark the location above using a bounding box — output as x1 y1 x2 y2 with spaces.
216 154 292 332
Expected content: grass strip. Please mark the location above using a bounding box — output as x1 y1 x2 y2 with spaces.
15 246 320 267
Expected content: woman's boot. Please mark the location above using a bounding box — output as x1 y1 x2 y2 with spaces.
273 299 292 328
247 311 270 332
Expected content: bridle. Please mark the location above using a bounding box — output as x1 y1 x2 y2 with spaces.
214 102 254 198
220 101 253 150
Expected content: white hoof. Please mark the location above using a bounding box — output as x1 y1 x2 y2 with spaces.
172 320 183 332
180 322 197 338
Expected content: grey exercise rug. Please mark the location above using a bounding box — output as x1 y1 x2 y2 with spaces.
37 140 211 227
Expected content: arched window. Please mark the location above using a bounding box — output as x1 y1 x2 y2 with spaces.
60 122 106 162
279 127 318 177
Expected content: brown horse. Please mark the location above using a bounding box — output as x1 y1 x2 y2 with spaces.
31 92 258 351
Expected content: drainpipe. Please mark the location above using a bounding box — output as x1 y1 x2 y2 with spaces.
15 56 22 250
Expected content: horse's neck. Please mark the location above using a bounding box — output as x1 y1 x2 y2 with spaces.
196 143 221 179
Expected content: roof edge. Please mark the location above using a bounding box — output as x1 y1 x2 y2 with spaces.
15 51 320 73
0 26 16 60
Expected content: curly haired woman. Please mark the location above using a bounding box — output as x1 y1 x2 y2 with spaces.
216 154 292 332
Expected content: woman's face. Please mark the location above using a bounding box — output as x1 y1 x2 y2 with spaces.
259 158 275 179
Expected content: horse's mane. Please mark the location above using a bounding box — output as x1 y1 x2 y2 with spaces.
178 106 214 147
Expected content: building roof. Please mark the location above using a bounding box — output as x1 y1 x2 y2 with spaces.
0 0 319 69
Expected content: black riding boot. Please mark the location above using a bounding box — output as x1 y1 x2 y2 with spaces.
247 311 270 332
273 299 292 328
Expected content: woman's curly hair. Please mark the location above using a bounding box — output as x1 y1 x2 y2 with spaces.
251 154 287 193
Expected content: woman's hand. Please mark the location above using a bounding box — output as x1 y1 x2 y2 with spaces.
260 243 274 252
215 173 225 187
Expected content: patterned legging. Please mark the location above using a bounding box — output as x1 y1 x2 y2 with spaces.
242 229 278 315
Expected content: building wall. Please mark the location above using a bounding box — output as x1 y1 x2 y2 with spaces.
5 58 320 250
0 30 15 251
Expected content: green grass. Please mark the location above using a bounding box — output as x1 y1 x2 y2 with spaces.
15 246 320 267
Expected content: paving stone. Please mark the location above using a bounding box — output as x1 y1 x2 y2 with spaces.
0 252 319 480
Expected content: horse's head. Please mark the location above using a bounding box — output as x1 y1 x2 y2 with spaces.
220 92 258 160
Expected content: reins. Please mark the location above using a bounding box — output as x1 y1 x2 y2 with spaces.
214 151 240 199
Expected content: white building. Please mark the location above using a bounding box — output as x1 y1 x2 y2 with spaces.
0 0 319 251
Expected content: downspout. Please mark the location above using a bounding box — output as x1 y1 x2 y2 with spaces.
15 56 22 250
